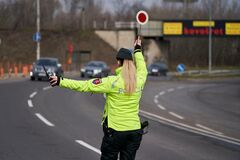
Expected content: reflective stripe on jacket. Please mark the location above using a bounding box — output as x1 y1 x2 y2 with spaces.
60 50 147 131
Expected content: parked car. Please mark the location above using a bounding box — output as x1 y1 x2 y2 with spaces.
81 61 111 78
148 62 168 76
30 57 63 81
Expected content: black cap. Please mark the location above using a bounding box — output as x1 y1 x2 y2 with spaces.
116 48 133 60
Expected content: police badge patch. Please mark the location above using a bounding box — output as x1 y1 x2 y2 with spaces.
92 78 102 85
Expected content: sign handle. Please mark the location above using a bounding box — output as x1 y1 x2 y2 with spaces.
139 25 141 36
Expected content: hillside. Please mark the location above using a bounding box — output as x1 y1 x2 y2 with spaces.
0 29 117 69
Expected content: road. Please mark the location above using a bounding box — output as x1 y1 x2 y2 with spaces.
0 77 239 160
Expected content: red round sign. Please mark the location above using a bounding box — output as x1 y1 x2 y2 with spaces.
138 13 146 23
136 10 149 25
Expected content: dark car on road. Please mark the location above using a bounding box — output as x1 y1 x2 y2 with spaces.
80 61 111 78
30 57 64 81
148 62 168 76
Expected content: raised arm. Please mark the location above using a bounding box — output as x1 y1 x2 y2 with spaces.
134 36 147 85
49 76 112 93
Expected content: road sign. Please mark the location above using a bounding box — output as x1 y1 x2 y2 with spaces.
33 32 41 42
136 10 149 25
68 43 73 54
176 64 185 73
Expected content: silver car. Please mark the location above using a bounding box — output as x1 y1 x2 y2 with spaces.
81 61 111 78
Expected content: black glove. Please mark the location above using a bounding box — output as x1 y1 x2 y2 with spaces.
134 36 142 53
49 76 61 87
134 44 142 55
134 44 141 50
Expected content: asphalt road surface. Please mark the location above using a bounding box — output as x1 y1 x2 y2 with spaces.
0 76 239 160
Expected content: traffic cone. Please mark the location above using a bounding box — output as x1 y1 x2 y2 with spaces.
22 66 28 77
0 67 4 78
14 66 18 77
8 67 12 78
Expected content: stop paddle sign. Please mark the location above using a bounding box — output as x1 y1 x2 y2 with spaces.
136 10 149 25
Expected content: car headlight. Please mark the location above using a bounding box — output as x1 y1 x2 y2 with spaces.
152 68 158 72
81 68 86 72
30 71 33 76
94 69 102 74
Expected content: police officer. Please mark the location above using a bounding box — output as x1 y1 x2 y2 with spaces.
49 36 147 160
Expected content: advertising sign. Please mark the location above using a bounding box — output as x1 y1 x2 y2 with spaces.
225 23 240 35
163 22 183 35
163 20 240 37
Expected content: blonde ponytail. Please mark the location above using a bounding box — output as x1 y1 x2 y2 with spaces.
121 60 136 94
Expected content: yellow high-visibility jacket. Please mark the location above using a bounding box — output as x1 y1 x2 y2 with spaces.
60 49 147 131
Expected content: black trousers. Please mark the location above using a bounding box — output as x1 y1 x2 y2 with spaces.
100 125 143 160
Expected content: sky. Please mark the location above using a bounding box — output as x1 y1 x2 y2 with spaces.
55 0 235 14
102 0 161 12
1 0 239 13
0 0 160 16
56 0 162 13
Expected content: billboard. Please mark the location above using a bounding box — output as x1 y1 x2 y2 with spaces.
163 22 183 35
163 20 240 37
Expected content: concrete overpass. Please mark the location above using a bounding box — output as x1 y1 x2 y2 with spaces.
95 21 169 65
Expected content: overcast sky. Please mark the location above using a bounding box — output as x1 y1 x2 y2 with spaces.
1 0 239 13
56 0 162 13
102 0 161 12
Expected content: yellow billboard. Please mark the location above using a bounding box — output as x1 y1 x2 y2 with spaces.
193 21 215 27
225 23 240 35
163 22 183 35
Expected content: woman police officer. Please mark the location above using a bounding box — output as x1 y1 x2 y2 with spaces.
49 36 147 160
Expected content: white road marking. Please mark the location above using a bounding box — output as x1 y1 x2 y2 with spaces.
154 95 159 99
35 113 55 127
167 88 175 92
139 110 240 146
27 99 33 107
76 140 101 155
159 91 165 96
169 112 184 120
29 91 37 98
43 86 52 91
196 124 223 135
177 86 184 90
154 98 158 104
157 104 166 110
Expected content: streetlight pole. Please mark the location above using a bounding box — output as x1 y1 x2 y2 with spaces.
183 0 189 18
77 6 85 30
81 7 85 30
208 0 212 73
36 0 40 60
